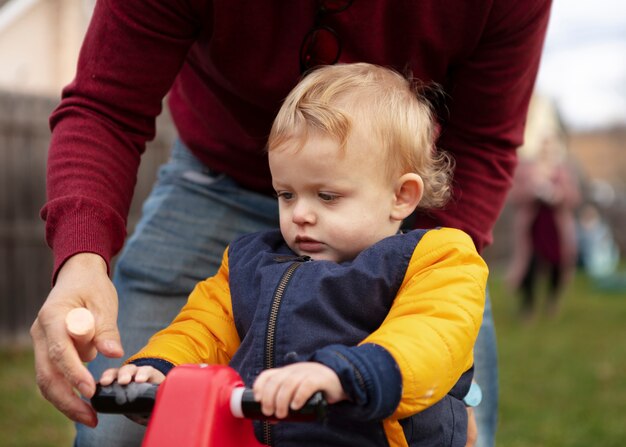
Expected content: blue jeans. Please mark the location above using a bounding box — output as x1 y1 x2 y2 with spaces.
75 140 498 446
473 290 498 447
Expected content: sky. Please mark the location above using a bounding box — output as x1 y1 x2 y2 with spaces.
535 0 626 130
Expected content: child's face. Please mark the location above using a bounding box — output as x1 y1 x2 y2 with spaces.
269 131 401 263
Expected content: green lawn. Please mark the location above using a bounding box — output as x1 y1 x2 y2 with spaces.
0 348 74 446
491 268 626 446
1 270 625 446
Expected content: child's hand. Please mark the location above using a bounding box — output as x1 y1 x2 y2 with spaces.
252 362 347 419
100 364 165 386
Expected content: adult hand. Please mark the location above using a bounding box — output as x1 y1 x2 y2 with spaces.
30 253 124 427
465 407 478 447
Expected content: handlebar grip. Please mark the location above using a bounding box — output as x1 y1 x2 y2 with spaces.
232 387 328 422
91 382 158 416
92 382 328 422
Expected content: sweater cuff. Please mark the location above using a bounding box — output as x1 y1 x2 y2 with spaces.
129 358 176 377
310 343 402 421
41 197 126 283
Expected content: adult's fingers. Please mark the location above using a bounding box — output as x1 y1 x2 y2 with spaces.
31 319 98 427
55 253 124 359
91 306 124 360
34 302 97 397
31 253 123 425
86 278 124 360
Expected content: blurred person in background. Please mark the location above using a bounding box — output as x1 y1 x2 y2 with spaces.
507 133 581 320
30 1 552 446
577 202 620 279
576 201 626 292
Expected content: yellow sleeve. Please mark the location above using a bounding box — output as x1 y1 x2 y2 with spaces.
127 247 240 366
361 228 488 419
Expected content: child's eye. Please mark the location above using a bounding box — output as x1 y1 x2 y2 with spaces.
275 191 294 201
318 192 339 202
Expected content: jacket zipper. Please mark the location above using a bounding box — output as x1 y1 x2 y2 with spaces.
262 256 310 445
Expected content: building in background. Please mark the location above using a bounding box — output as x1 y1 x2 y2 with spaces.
518 95 566 160
0 0 95 95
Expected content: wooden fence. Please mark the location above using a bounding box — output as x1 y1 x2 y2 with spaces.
0 90 173 346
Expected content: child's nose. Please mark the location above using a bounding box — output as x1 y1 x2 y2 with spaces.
292 200 316 225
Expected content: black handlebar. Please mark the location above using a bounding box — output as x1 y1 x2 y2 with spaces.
92 382 157 416
91 382 327 422
239 388 327 422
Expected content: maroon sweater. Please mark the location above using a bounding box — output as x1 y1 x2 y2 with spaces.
43 0 551 277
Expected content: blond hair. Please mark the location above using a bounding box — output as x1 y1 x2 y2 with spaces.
268 63 453 209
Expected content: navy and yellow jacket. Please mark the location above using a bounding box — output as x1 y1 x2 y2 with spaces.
129 227 488 447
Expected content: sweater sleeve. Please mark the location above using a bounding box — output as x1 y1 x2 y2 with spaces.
41 0 210 280
414 0 552 252
126 247 240 367
361 228 488 419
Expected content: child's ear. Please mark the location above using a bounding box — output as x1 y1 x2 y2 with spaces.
390 173 424 221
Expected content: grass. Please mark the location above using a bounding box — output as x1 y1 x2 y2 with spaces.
490 267 626 446
0 348 74 446
1 269 625 446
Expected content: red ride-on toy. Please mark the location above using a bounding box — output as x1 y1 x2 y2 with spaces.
91 364 327 447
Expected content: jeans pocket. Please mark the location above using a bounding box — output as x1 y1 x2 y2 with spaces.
181 169 226 186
